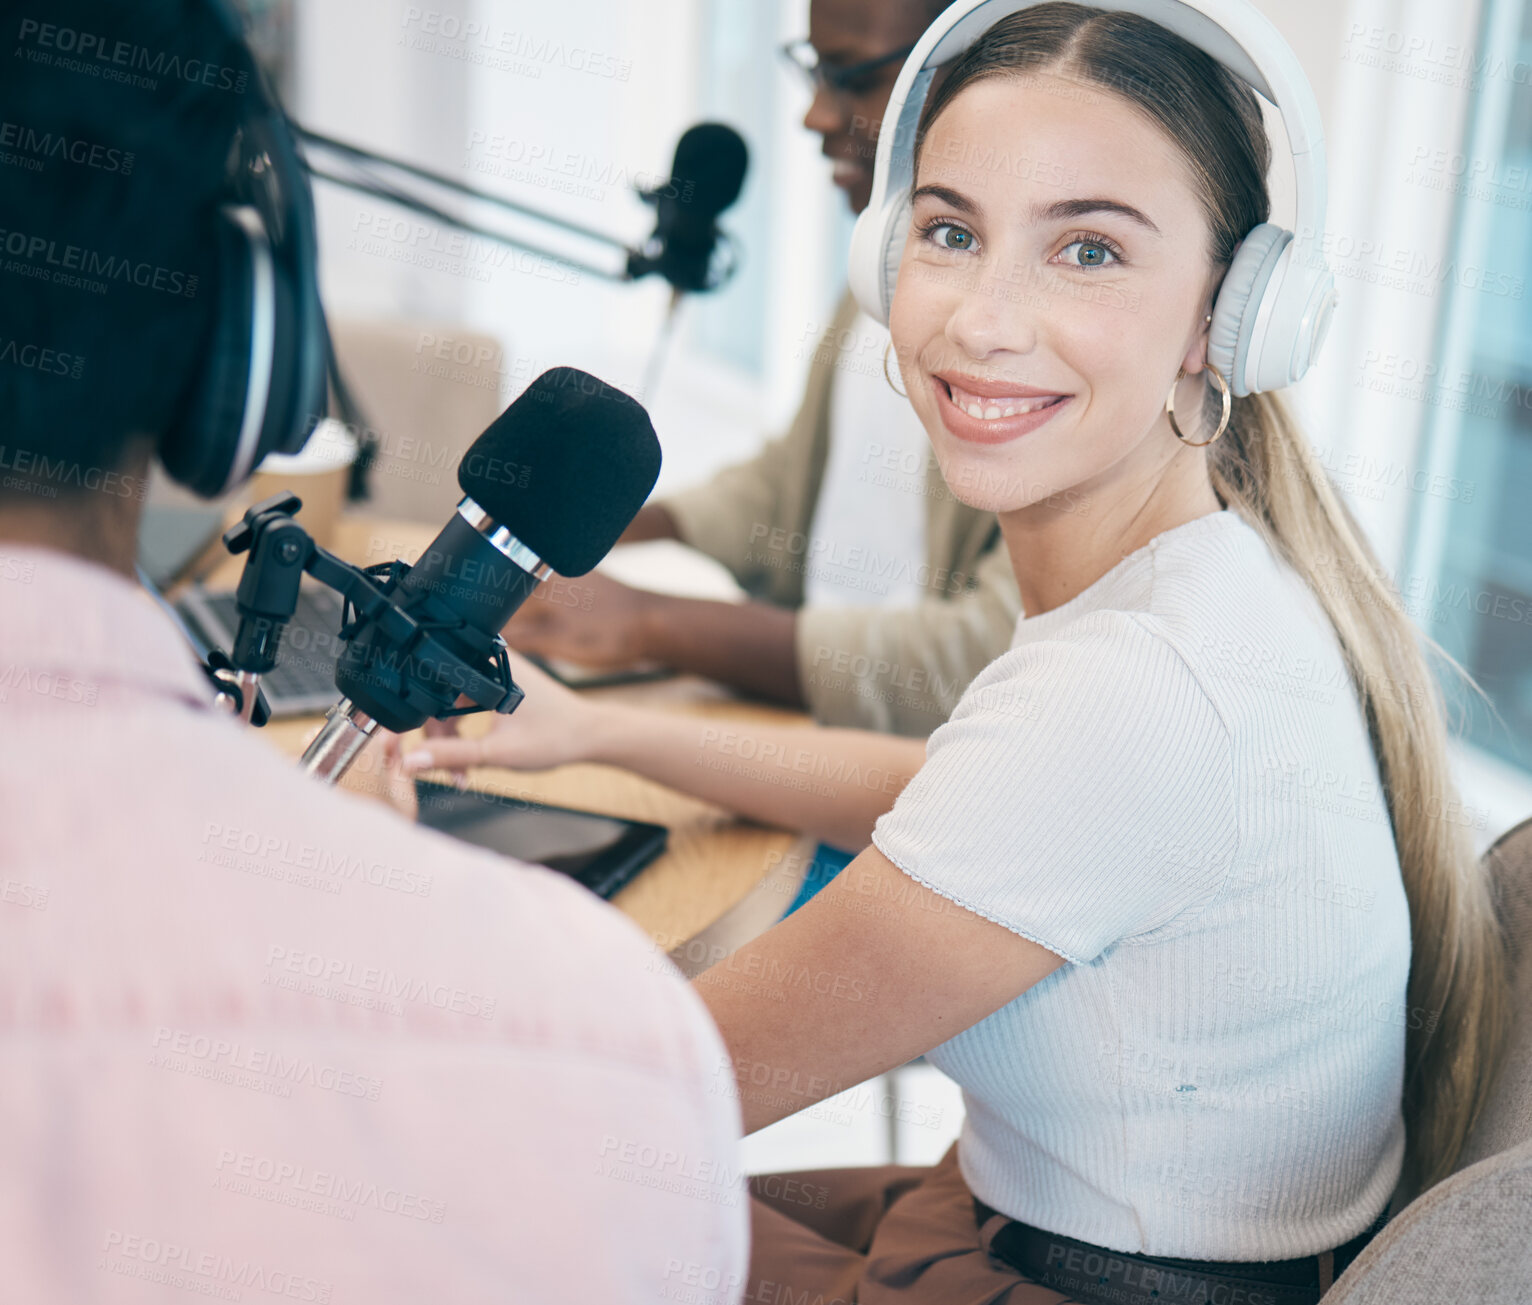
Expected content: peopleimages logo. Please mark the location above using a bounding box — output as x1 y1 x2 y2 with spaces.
213 1149 449 1224
0 336 84 379
0 120 134 175
13 19 250 94
0 444 146 501
148 1027 384 1101
100 1230 331 1302
263 945 498 1020
0 226 198 299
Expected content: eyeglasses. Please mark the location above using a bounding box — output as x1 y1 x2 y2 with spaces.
778 38 916 99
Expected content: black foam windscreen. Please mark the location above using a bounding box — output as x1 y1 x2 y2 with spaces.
670 123 748 221
457 368 661 577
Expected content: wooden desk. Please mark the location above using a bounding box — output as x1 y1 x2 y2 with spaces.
200 512 809 950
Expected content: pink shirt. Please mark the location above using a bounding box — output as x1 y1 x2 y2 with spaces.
0 544 747 1304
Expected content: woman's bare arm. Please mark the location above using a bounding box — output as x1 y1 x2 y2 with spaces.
693 842 1066 1133
587 702 925 849
403 650 926 848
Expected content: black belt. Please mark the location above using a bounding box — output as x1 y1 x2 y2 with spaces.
973 1200 1388 1305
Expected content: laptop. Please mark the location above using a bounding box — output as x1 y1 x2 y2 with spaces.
174 582 347 717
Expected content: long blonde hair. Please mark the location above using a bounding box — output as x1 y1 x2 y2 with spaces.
917 3 1511 1201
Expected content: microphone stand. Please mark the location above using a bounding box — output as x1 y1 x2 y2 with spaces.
642 288 684 401
137 563 273 727
294 125 741 396
296 125 636 284
212 491 524 786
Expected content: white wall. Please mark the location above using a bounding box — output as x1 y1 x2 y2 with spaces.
294 0 476 323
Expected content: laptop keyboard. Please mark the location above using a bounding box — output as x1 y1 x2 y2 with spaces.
177 585 347 716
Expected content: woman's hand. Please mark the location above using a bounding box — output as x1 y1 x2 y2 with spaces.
399 649 603 781
507 571 660 671
336 728 421 821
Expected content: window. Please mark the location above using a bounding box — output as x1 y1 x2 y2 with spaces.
1402 0 1532 777
688 2 777 378
683 0 855 424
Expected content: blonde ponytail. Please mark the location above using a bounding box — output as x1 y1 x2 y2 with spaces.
1210 391 1511 1199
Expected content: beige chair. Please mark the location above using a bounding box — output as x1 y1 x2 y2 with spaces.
1324 815 1532 1301
328 316 507 525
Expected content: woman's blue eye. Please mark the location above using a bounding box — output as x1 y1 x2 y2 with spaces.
1061 239 1116 267
927 223 974 251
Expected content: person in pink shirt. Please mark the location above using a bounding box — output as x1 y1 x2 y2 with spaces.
0 3 747 1301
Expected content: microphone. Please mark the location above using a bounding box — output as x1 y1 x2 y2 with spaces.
299 368 661 781
628 123 749 292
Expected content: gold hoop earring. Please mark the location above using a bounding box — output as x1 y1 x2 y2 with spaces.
1166 360 1231 447
882 339 907 398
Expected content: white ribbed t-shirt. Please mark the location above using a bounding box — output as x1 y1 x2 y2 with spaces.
871 507 1411 1261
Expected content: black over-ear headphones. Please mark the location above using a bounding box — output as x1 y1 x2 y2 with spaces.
156 0 329 499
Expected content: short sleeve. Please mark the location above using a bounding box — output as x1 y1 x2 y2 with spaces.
870 610 1237 964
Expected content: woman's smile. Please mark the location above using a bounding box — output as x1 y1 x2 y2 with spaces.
932 371 1073 445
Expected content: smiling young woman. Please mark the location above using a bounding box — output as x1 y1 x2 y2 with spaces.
401 5 1510 1301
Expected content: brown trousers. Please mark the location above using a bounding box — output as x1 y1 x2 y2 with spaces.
745 1142 1077 1304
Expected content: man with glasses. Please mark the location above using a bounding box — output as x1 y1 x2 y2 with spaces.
510 0 1021 738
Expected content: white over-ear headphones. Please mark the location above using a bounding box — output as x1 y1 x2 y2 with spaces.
847 0 1338 396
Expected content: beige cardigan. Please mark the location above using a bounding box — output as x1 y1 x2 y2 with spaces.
661 289 1021 736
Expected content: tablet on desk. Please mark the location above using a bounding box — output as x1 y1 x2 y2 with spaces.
522 652 674 690
413 779 668 900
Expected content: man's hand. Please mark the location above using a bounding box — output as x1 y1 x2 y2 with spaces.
513 568 807 712
507 571 659 671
